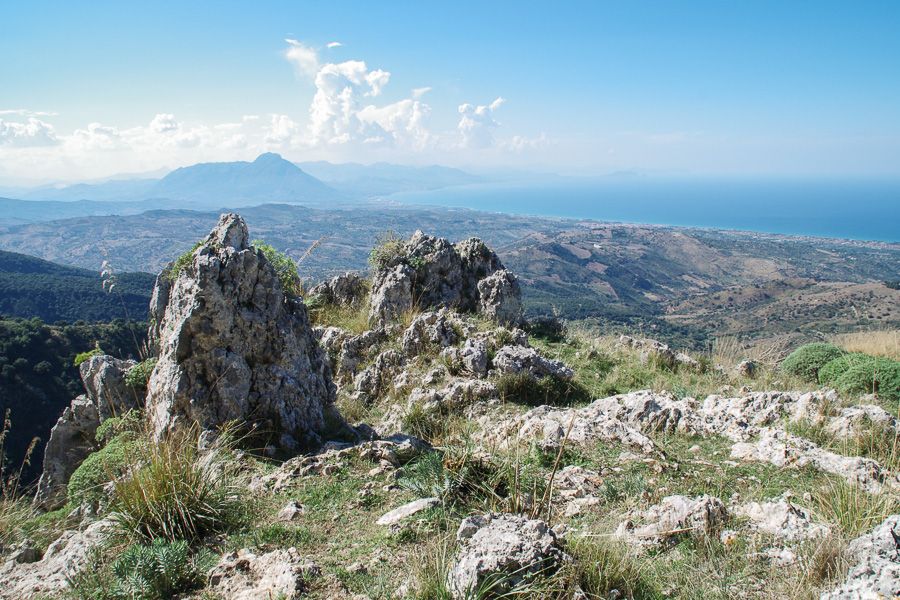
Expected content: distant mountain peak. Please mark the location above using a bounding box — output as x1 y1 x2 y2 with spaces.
253 152 285 163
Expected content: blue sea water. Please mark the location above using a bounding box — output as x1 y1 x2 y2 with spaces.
387 178 900 242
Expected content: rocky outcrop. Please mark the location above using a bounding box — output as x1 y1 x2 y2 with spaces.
376 497 440 526
308 272 367 307
33 396 99 509
735 497 830 542
492 345 574 380
821 514 900 599
145 213 337 451
401 310 462 358
207 548 320 600
447 513 568 599
0 518 114 598
617 495 728 549
79 355 140 419
369 231 523 326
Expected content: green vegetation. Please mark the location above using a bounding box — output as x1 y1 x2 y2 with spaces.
252 239 303 296
166 241 202 282
368 231 405 271
68 539 214 600
818 352 900 404
124 357 157 389
0 250 154 323
781 343 846 381
74 345 103 367
68 430 141 506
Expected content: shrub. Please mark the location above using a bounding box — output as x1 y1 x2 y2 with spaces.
112 426 244 542
124 357 157 389
818 352 873 386
68 430 141 505
166 241 203 282
95 409 142 444
252 240 303 296
74 346 103 367
780 343 846 382
68 539 213 600
495 372 588 406
833 357 900 403
368 231 405 271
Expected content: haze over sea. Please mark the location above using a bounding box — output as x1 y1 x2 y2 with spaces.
389 178 900 243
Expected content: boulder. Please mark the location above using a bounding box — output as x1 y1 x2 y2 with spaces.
79 354 140 420
401 310 460 358
207 548 319 600
145 213 337 451
33 396 99 509
492 345 574 380
737 359 757 378
821 514 900 599
376 497 440 526
447 513 568 599
369 232 523 325
617 495 728 549
308 272 367 307
735 498 830 541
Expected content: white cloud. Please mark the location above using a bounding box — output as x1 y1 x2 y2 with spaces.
284 38 320 78
411 86 431 99
457 97 505 148
503 132 549 152
0 117 59 147
326 41 343 48
68 122 123 151
0 109 58 117
358 98 432 149
264 114 302 148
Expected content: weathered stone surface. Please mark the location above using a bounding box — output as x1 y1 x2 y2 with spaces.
401 310 460 357
825 404 897 440
33 395 99 509
309 272 366 307
79 354 140 419
617 495 728 549
276 500 305 522
442 338 490 377
376 497 440 526
447 513 568 599
737 359 757 378
492 345 574 380
369 231 522 325
207 548 319 600
821 514 900 599
731 427 894 492
352 349 404 403
338 328 387 379
0 518 114 598
735 497 830 541
145 213 337 451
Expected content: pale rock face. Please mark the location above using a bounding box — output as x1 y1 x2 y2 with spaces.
442 338 490 377
821 515 900 599
617 495 728 549
0 518 114 597
33 396 99 509
145 213 336 451
825 404 897 439
376 497 440 526
352 349 404 403
737 359 757 378
735 498 830 541
447 513 568 599
308 271 366 307
401 310 461 358
492 345 574 380
368 231 523 325
206 548 320 600
79 355 140 419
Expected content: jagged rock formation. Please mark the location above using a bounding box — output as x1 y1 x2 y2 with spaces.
145 213 337 450
308 272 367 307
616 495 728 549
0 518 114 598
34 355 137 509
821 514 900 598
369 231 523 326
734 497 830 541
207 548 320 600
447 513 568 599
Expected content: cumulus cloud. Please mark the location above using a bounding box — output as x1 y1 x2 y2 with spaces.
68 122 123 151
284 38 320 78
0 117 59 146
264 114 302 148
457 97 505 148
503 132 549 152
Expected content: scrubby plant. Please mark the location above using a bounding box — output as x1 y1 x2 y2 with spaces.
781 343 846 382
124 357 157 389
112 425 244 542
95 409 142 445
67 429 141 506
819 353 900 403
74 345 103 367
817 352 872 386
495 372 588 406
166 241 203 282
252 240 303 296
368 230 405 271
813 478 900 537
68 539 213 600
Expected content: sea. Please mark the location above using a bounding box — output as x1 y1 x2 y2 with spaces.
386 177 900 243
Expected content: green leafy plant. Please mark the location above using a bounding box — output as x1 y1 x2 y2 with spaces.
819 353 900 402
124 357 157 389
368 231 406 271
252 240 303 296
74 345 103 367
165 241 203 282
68 429 141 506
780 343 846 382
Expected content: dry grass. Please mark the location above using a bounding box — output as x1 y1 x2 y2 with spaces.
831 329 900 360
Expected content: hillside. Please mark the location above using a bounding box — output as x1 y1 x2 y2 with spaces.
1 204 897 348
0 250 154 322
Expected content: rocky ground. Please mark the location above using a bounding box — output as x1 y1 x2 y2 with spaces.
1 214 897 599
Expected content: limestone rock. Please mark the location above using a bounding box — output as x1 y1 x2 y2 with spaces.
825 404 897 440
737 360 757 378
617 495 728 549
492 345 574 380
0 518 114 598
309 272 367 307
442 338 489 377
352 349 404 403
207 548 319 600
735 498 830 541
145 213 336 451
33 395 99 510
401 310 460 358
821 514 900 599
376 497 440 526
79 354 140 419
368 232 522 325
447 513 568 599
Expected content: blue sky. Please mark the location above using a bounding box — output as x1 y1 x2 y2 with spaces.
2 1 899 182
